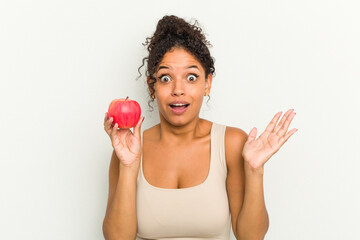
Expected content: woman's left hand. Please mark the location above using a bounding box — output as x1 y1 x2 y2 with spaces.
242 109 298 171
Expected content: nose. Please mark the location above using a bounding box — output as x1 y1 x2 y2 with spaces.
171 79 185 97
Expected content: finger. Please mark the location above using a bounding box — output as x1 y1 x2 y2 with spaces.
247 127 257 142
111 123 118 138
264 112 282 133
104 113 111 126
104 112 111 122
134 116 145 139
273 109 294 133
104 116 113 132
277 111 296 137
280 128 298 144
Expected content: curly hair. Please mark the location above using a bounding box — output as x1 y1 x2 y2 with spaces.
136 15 216 112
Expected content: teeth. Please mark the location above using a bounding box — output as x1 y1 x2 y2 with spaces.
172 103 187 106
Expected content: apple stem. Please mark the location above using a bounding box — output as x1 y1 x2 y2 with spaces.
125 96 129 101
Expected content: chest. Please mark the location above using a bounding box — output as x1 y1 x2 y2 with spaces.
142 137 211 189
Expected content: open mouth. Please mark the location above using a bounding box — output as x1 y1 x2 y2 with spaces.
169 104 190 109
169 104 190 114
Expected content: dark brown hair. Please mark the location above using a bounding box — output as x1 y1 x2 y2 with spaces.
136 15 216 112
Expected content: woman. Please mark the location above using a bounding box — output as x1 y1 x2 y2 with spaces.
102 15 297 240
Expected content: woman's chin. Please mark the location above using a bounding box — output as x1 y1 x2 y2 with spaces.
158 106 201 127
162 115 202 128
166 118 188 127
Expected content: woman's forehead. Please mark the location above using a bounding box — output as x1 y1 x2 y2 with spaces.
157 49 203 72
157 64 201 72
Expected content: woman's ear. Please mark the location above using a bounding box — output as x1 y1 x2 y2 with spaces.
147 76 156 98
205 73 213 95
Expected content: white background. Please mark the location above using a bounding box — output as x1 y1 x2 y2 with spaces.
1 0 359 239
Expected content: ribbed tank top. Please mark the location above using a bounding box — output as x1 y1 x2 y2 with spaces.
136 122 231 240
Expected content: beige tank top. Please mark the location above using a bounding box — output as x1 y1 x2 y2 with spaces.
136 122 231 240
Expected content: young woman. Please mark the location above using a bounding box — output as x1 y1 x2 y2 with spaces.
102 15 297 240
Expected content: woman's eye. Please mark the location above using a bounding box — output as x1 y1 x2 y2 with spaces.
187 74 199 82
159 75 170 82
158 74 199 82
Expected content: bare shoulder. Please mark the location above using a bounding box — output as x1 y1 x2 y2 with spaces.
225 126 248 149
224 126 248 170
142 124 160 140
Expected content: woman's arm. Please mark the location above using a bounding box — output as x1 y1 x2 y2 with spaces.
103 150 138 240
236 109 297 239
236 163 269 240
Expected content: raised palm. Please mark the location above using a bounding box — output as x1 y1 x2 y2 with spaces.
242 109 298 170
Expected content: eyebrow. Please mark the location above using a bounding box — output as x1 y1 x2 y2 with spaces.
157 65 199 71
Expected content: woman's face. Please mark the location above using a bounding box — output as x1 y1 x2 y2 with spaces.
149 47 212 126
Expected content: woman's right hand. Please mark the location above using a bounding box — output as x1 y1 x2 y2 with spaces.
104 112 145 170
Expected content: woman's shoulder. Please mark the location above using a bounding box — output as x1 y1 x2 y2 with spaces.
223 124 248 148
142 124 160 141
222 124 248 170
214 122 248 138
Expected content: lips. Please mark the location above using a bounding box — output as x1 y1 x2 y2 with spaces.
168 101 190 114
169 103 190 108
169 101 190 107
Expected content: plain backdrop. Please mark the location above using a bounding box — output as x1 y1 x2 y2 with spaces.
1 0 359 239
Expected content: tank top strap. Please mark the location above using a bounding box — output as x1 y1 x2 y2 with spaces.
136 129 143 180
212 122 228 174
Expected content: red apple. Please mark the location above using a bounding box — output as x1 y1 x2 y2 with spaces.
108 96 141 128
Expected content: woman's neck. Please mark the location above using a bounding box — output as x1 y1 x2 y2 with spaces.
157 117 207 145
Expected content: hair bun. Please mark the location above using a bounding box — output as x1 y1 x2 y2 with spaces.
145 15 208 52
156 15 192 40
